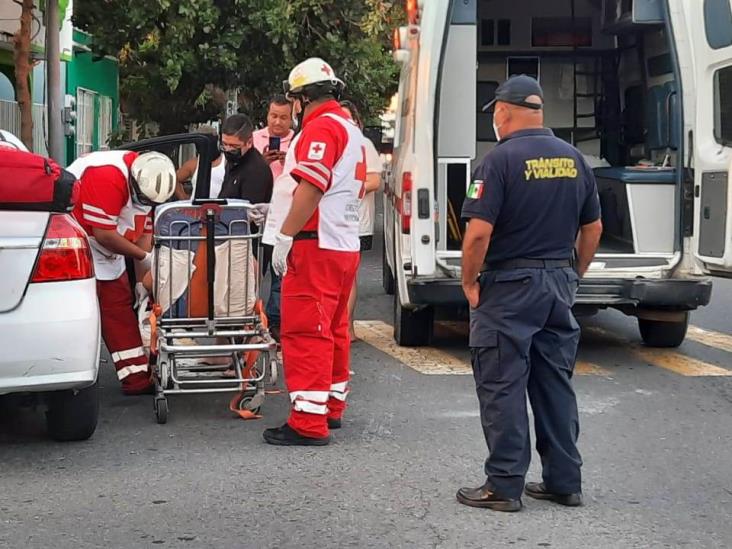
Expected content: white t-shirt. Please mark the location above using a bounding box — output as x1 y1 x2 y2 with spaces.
192 155 226 198
262 134 302 246
358 138 382 237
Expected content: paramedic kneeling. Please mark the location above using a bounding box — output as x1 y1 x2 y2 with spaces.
457 75 603 512
69 151 176 395
263 58 362 446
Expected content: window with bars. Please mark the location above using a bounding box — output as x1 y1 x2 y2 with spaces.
76 88 96 157
98 96 113 150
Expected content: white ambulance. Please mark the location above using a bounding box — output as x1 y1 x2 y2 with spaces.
383 0 732 346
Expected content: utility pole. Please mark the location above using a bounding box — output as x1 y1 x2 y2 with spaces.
45 0 64 163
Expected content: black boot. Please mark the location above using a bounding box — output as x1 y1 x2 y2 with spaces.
327 418 342 429
263 423 330 446
456 483 522 512
524 482 583 507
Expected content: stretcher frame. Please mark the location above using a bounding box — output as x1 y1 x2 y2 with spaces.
149 198 278 424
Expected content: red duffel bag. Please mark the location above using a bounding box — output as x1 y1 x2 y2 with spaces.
0 148 79 212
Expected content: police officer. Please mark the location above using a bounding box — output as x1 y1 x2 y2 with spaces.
457 75 603 512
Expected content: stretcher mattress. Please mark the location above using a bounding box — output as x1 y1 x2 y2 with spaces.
153 200 257 318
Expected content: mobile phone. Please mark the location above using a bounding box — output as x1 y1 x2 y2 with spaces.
269 136 281 152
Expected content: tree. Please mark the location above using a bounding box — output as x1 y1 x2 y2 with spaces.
74 0 402 135
13 0 36 150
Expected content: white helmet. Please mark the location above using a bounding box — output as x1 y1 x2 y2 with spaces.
284 57 345 100
129 151 176 205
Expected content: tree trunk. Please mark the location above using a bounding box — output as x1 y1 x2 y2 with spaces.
13 0 35 151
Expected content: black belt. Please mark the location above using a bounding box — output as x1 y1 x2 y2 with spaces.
482 258 572 271
293 231 318 241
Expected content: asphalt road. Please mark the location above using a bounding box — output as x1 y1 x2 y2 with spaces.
2 230 732 548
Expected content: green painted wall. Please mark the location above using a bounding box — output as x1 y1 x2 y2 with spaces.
65 42 119 164
66 51 118 106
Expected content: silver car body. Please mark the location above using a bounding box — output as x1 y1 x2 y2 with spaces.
0 135 100 396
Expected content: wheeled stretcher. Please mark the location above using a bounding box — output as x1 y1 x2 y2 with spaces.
146 199 279 424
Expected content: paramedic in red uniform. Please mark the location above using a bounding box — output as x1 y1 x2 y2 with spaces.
69 151 176 395
264 58 365 446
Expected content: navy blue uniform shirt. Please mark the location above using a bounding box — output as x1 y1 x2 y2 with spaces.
462 128 601 262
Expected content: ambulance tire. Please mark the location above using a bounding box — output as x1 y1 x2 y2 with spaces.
394 286 433 347
46 382 99 441
638 313 689 348
382 237 395 295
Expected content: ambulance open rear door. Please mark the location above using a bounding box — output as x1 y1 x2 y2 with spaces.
684 0 732 278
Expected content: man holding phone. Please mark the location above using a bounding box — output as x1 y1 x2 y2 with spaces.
253 95 295 180
252 94 295 339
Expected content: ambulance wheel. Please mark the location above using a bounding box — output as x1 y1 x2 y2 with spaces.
46 382 99 442
382 237 395 295
154 397 168 424
638 314 689 348
393 286 433 347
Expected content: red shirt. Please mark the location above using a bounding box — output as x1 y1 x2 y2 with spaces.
72 151 152 241
290 100 351 232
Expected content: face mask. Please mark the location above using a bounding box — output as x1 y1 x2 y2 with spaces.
223 149 243 163
291 98 307 133
493 110 504 141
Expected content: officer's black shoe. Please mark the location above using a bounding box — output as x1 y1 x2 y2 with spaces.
327 418 342 429
456 484 522 512
263 424 330 446
524 482 583 507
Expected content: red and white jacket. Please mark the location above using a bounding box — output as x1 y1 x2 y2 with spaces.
69 150 152 280
290 100 367 252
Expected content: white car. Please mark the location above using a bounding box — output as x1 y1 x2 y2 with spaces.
0 130 100 441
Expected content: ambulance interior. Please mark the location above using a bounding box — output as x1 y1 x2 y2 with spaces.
443 0 681 259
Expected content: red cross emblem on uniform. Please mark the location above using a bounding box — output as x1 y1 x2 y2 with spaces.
321 64 332 76
307 141 327 160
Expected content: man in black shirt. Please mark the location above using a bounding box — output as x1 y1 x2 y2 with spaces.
219 114 273 206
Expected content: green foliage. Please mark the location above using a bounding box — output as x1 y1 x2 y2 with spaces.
73 0 403 133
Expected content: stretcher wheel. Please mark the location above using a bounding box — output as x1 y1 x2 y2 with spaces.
158 361 170 390
269 358 279 385
154 397 168 424
237 396 261 415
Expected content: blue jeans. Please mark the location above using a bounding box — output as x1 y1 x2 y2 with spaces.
266 264 281 326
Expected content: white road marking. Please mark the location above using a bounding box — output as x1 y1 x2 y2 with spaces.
355 320 609 376
583 326 732 377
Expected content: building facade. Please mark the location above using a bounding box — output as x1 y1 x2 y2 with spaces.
0 0 118 165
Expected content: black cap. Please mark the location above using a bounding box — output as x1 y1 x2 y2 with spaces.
482 75 544 112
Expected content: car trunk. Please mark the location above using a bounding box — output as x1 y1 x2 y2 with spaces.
0 211 48 312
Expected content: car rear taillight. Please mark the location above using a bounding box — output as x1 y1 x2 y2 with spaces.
31 214 94 283
401 171 412 234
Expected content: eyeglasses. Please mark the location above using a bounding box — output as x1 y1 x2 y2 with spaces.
219 142 241 152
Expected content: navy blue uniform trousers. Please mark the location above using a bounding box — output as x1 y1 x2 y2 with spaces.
470 267 582 499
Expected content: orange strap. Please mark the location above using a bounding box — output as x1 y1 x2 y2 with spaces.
149 304 162 355
188 225 210 318
228 392 262 420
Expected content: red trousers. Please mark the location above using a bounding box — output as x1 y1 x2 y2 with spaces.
97 274 150 393
281 240 360 438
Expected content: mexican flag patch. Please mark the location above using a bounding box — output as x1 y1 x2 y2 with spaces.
467 180 484 199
